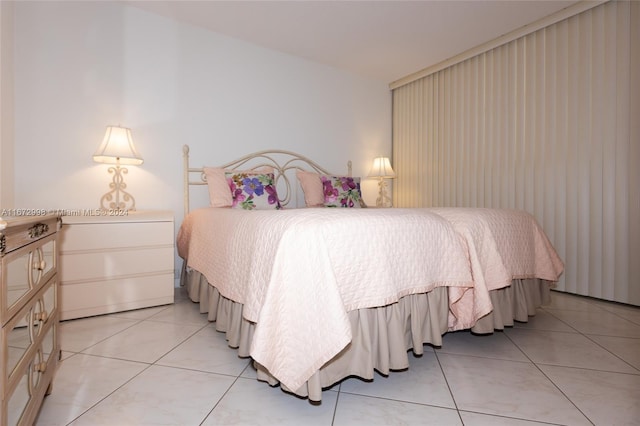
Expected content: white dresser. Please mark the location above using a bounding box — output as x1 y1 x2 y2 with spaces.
1 214 60 426
59 210 175 320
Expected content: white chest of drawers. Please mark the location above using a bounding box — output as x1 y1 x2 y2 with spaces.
1 214 61 426
59 210 174 320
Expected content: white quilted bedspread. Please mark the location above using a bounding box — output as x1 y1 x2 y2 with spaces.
177 207 473 391
427 208 564 331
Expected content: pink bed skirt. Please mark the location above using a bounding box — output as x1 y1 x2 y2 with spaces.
182 268 551 401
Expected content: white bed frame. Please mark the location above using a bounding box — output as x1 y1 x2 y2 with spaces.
182 144 352 215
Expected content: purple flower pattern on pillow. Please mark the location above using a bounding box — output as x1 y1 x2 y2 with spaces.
242 177 264 197
227 173 281 210
321 176 362 208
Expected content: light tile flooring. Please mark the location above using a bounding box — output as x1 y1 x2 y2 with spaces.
35 289 640 425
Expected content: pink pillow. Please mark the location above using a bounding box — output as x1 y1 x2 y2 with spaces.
204 166 274 207
204 167 232 207
296 170 324 207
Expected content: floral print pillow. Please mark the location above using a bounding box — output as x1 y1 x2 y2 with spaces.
226 172 281 210
321 176 363 208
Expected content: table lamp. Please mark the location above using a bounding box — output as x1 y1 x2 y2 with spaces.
368 156 396 207
93 125 143 211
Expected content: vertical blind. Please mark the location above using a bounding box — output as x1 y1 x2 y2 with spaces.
392 0 639 305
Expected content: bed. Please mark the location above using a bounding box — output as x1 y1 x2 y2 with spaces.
177 145 564 401
428 207 565 333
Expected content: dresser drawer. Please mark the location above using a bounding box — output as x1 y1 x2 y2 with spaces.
2 276 58 426
0 216 57 254
59 273 174 320
1 228 57 326
60 221 174 252
60 246 173 282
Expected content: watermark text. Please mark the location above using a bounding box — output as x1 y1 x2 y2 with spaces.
1 208 129 217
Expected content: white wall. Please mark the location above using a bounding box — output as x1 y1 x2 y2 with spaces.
0 1 15 209
11 2 392 279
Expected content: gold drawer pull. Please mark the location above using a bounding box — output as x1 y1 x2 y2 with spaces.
35 311 48 322
34 361 47 373
33 260 47 270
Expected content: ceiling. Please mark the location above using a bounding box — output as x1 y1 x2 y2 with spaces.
128 0 579 84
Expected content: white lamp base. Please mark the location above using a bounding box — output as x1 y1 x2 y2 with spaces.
376 178 393 208
100 164 136 211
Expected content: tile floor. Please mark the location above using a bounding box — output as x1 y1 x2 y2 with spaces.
35 289 640 425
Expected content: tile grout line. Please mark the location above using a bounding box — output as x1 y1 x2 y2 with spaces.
503 312 595 426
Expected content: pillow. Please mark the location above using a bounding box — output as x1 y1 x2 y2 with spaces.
203 167 233 207
296 170 325 207
321 175 364 208
226 172 282 210
204 166 274 207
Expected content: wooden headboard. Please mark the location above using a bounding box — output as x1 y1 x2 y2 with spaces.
182 145 352 215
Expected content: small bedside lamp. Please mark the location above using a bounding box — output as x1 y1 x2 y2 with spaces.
368 156 396 207
93 125 143 211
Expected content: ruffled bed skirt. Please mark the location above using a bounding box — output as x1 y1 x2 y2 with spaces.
182 267 551 401
470 278 553 334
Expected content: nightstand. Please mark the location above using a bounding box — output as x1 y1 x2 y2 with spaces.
59 210 174 320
